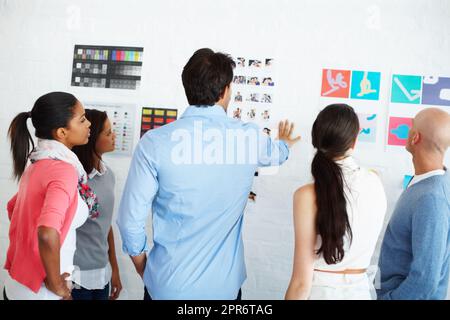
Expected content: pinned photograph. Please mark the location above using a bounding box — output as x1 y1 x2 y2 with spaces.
247 93 260 103
249 59 262 68
247 77 260 86
262 77 274 86
234 91 243 102
233 107 242 120
233 75 246 84
261 94 272 103
236 57 246 67
247 108 257 120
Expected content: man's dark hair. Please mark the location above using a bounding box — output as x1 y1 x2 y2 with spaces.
182 48 236 106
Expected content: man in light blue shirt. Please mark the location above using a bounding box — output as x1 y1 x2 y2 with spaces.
117 48 300 299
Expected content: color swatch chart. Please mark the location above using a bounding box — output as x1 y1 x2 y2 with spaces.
71 45 143 90
141 107 178 137
85 103 135 156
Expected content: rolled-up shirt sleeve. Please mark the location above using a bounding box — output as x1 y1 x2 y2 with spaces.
117 135 159 256
257 127 290 167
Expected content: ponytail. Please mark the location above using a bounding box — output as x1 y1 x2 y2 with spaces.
311 104 359 264
311 150 352 264
8 112 35 180
7 91 78 181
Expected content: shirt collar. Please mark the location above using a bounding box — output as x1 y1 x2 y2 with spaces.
180 105 227 119
88 160 107 179
335 156 359 172
408 167 446 188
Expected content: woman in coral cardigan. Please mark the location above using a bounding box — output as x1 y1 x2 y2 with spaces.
3 92 94 300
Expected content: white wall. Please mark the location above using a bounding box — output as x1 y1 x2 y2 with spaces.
0 0 449 299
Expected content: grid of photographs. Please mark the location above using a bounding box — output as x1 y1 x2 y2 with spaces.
229 57 274 127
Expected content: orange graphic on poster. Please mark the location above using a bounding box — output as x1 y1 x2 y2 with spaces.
321 69 351 98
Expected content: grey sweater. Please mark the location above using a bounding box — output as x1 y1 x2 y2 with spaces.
74 165 115 270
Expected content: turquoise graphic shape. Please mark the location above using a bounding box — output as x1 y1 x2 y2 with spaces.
391 74 422 104
350 71 381 100
357 113 377 143
403 175 413 190
390 124 410 139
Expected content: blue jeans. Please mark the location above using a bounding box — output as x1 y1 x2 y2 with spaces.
71 283 110 300
144 286 242 300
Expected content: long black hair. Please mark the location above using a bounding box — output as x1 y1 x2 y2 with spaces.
72 109 108 175
311 104 360 264
7 92 78 180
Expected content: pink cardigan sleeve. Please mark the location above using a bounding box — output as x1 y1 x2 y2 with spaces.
36 161 78 234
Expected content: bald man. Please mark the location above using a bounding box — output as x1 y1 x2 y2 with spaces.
377 108 450 300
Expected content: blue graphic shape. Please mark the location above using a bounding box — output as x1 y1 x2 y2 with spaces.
422 76 450 106
357 113 377 143
403 175 414 190
350 71 381 100
390 124 410 139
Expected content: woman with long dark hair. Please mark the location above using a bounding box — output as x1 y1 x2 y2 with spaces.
4 92 94 300
71 109 122 300
285 104 387 300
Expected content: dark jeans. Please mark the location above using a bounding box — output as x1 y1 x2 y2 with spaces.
144 286 242 300
71 283 110 300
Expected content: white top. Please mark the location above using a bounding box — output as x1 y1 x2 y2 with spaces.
408 169 445 188
73 161 112 290
72 264 112 290
87 160 107 179
313 156 387 271
5 193 89 300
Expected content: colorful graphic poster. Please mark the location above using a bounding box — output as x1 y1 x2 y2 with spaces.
387 116 413 146
390 74 422 104
229 56 274 129
71 45 143 90
388 73 450 148
357 113 377 143
320 69 351 98
84 103 135 156
422 76 450 106
141 107 178 137
350 71 381 100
